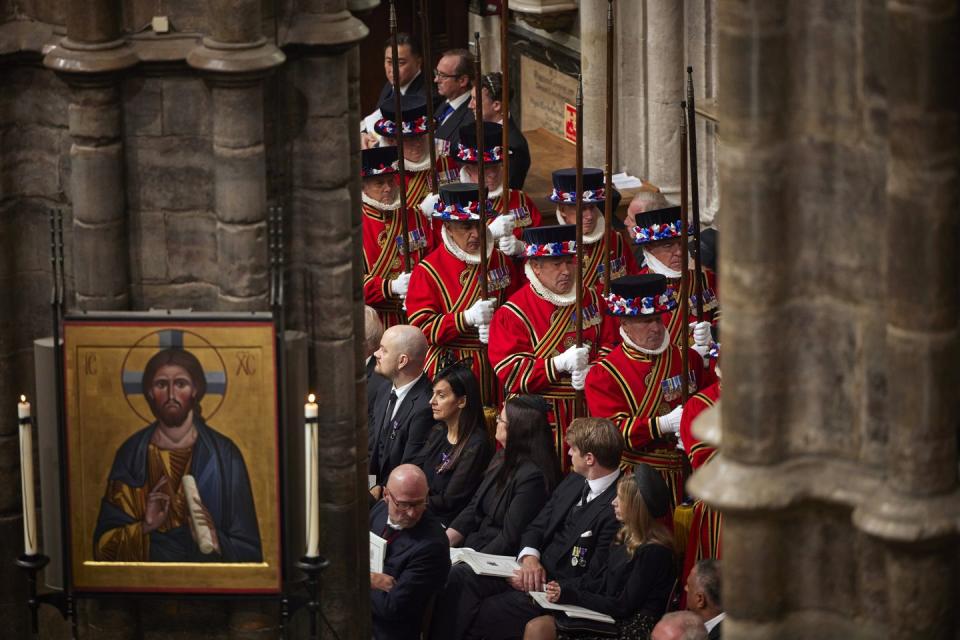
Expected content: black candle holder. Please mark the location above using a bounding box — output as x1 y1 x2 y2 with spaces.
293 555 330 640
15 553 70 636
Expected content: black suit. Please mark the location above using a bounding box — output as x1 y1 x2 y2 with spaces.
434 96 475 153
370 501 451 640
376 71 428 109
431 471 621 640
368 375 434 486
505 117 530 190
428 459 551 640
708 620 723 639
450 457 550 555
367 357 390 420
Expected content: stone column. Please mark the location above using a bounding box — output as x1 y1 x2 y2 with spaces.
282 1 369 637
858 2 960 637
642 0 683 199
579 0 610 168
188 1 284 312
44 0 137 311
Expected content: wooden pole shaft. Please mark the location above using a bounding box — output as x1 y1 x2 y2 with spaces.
474 31 489 300
500 0 511 216
420 0 439 194
602 0 615 295
574 75 585 415
686 67 704 320
679 102 690 406
389 0 411 273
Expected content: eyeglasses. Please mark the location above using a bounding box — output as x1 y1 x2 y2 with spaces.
434 69 461 80
385 490 427 512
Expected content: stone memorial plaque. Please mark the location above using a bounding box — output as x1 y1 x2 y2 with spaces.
520 55 578 139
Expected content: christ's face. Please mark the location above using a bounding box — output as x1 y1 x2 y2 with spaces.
147 364 197 427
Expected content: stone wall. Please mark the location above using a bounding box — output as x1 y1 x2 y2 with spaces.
690 1 959 638
0 0 370 637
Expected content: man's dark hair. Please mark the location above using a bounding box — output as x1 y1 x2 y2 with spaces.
695 559 722 608
384 32 422 58
443 48 475 83
142 348 207 412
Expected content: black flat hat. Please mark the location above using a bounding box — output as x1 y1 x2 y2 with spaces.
632 463 670 519
610 274 668 300
360 146 398 177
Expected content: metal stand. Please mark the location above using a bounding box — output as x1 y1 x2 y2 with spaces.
294 555 331 640
15 553 69 636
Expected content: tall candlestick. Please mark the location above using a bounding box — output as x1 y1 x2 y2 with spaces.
304 393 320 557
18 395 38 556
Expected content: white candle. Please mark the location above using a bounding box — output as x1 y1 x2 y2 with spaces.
304 394 320 557
18 395 38 556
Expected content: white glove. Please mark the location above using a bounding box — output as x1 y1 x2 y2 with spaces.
389 272 411 298
419 192 441 219
690 321 712 347
571 364 591 391
464 299 496 327
488 214 516 240
478 323 490 344
657 405 683 436
497 235 523 256
552 345 589 374
676 432 685 451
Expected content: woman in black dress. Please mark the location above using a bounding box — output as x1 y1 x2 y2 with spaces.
522 464 677 640
446 394 562 554
417 363 493 526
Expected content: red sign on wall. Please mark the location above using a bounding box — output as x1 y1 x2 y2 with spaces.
564 103 577 144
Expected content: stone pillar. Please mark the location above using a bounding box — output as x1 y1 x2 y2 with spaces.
579 0 610 168
858 1 960 637
615 0 683 198
188 1 285 312
282 1 369 637
45 0 137 311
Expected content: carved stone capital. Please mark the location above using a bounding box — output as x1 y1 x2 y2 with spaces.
281 9 369 54
510 0 577 32
187 38 286 82
43 37 138 84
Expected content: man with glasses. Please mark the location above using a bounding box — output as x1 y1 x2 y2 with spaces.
433 49 476 155
370 464 451 640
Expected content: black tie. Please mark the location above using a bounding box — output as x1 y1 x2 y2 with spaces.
577 481 591 508
382 390 398 435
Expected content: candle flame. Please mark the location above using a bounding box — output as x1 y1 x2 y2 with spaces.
307 393 316 403
19 395 26 403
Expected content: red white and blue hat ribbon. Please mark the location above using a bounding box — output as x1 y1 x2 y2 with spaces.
455 144 504 164
522 240 577 258
630 219 691 245
374 114 430 137
549 187 605 204
361 162 398 177
432 199 494 221
603 289 678 316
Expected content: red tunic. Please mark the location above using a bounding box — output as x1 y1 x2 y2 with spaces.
404 156 458 211
362 202 436 328
584 342 715 512
488 284 619 472
405 242 523 406
583 232 640 293
679 382 722 596
637 266 719 347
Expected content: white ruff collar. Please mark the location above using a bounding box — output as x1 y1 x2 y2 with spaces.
554 209 605 244
642 248 683 279
459 166 503 198
441 225 494 265
524 262 577 307
405 155 433 172
621 326 670 355
362 190 401 211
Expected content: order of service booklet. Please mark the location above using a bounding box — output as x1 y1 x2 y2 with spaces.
449 548 521 578
529 591 616 624
370 532 387 573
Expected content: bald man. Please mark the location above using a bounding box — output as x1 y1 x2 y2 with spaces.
651 611 708 640
370 325 434 497
371 465 450 640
